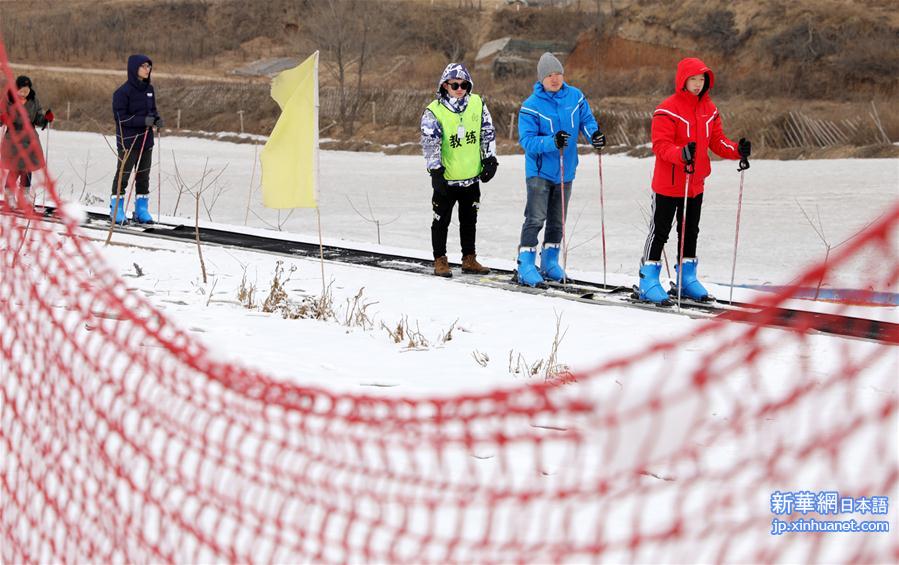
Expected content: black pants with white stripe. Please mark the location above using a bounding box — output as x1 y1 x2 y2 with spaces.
641 192 703 263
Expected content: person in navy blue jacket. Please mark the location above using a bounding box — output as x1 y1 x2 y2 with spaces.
111 54 163 224
516 52 605 286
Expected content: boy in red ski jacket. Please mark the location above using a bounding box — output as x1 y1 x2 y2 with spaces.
638 57 751 304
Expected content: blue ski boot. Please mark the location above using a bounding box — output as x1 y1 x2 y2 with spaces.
674 258 711 301
516 247 544 287
133 194 154 224
638 261 671 304
540 243 566 282
109 195 127 225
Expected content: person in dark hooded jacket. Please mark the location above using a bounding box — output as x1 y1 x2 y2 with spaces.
1 75 52 208
111 54 163 224
420 63 498 278
637 57 751 304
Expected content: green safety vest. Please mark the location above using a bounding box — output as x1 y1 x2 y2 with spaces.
427 94 483 181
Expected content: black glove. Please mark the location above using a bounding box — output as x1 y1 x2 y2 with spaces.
479 156 498 183
154 116 164 129
429 167 449 196
737 138 751 171
40 108 54 130
681 141 697 164
554 130 570 149
144 116 156 127
590 129 606 150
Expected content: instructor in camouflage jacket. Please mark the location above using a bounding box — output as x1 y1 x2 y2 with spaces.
420 63 498 278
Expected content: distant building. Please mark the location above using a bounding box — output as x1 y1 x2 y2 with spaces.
476 37 574 79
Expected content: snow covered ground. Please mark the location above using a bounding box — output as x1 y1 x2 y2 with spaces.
28 129 897 390
43 130 899 290
5 130 897 562
76 224 710 394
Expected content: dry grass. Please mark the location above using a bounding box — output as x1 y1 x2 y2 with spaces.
381 316 431 350
237 269 256 310
260 261 293 314
472 350 490 367
380 315 461 350
342 288 376 331
507 311 573 384
240 261 337 321
568 1 898 101
237 264 464 347
0 0 301 67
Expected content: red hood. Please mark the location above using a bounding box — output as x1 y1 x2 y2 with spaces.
674 57 715 94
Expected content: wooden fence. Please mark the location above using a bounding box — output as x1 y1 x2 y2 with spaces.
322 89 891 149
53 79 892 149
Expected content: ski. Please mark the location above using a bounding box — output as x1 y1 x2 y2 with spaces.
0 203 56 219
465 272 728 319
543 279 632 296
9 207 891 341
82 215 178 236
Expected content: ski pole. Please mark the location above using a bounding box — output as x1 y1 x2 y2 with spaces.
728 163 748 303
676 159 694 310
156 125 162 218
559 147 567 281
42 121 50 207
597 151 607 286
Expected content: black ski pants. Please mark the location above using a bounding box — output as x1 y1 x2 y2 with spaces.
4 171 31 189
431 182 480 259
112 146 153 196
642 192 703 263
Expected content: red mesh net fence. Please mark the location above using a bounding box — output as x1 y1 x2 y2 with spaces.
1 38 897 563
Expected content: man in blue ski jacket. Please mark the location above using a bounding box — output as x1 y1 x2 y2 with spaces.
111 54 163 224
516 52 605 286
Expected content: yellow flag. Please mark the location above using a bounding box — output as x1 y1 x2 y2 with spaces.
261 51 319 208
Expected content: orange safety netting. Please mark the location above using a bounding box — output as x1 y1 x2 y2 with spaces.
1 38 897 563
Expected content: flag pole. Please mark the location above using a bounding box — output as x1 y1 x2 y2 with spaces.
259 51 322 290
312 51 325 295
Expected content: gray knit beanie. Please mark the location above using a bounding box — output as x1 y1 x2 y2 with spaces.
537 52 564 80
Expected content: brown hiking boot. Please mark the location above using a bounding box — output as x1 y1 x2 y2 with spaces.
434 255 452 277
462 254 490 274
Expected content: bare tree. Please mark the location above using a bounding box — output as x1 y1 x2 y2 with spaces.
796 200 882 300
306 0 373 137
345 193 400 244
68 152 106 204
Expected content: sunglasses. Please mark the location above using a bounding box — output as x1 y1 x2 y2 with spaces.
446 81 470 91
